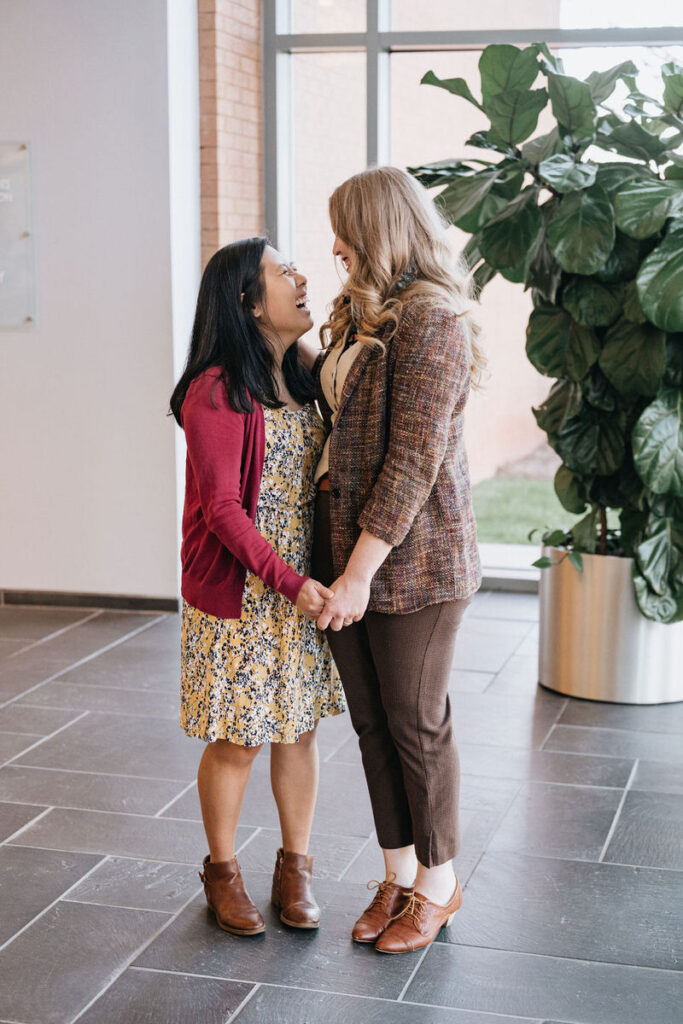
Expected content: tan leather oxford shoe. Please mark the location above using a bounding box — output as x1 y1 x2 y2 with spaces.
351 876 414 943
374 877 462 954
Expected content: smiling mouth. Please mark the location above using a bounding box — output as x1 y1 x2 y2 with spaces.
296 295 309 310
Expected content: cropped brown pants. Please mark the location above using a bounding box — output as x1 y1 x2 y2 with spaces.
312 492 469 866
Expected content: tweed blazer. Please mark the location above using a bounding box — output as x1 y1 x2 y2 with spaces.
314 294 481 614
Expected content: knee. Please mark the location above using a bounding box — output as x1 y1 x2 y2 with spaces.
207 738 262 766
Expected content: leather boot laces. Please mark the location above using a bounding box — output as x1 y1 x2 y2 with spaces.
366 872 397 912
389 891 430 928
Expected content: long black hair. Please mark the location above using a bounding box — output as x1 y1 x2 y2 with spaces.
170 237 314 425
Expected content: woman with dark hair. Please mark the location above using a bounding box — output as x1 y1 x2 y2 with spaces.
170 238 344 938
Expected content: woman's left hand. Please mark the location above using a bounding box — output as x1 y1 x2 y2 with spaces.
317 573 370 631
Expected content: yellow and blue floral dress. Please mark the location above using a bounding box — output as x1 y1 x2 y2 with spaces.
180 403 345 745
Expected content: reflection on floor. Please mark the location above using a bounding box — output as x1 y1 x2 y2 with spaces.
0 595 681 1024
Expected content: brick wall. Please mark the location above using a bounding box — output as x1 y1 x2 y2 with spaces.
197 0 262 267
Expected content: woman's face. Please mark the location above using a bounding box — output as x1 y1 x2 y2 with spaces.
253 245 312 343
333 235 354 274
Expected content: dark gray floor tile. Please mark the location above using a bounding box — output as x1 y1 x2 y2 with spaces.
459 743 634 787
471 592 539 622
0 732 43 764
9 806 253 865
136 873 421 998
0 845 102 945
486 653 539 695
451 690 566 750
0 639 29 659
0 703 83 735
559 700 683 735
233 985 536 1024
78 968 252 1024
603 791 683 870
59 619 180 691
238 828 367 879
631 760 683 795
325 733 362 767
545 725 683 763
0 765 187 815
0 607 89 641
66 857 203 912
406 943 683 1024
449 670 495 694
489 782 622 860
317 708 355 757
13 711 201 781
438 851 683 969
18 680 178 718
0 801 47 842
0 900 166 1024
452 619 533 674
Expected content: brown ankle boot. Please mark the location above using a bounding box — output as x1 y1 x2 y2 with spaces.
271 847 320 929
199 854 265 936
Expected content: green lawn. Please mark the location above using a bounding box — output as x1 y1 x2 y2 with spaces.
471 477 580 545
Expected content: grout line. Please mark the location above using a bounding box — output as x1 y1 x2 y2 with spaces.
7 702 179 722
226 982 261 1023
0 614 168 711
397 943 431 1001
0 853 110 953
322 730 357 763
337 833 374 881
598 759 639 863
154 780 198 818
61 898 173 915
0 805 53 846
235 826 262 856
0 762 193 783
6 610 104 660
1 711 90 769
537 697 569 750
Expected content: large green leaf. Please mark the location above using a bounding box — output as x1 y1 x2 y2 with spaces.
623 280 648 324
594 230 641 284
546 72 596 143
598 318 667 396
480 188 542 272
538 154 597 193
435 168 500 223
420 70 482 109
595 117 670 162
555 407 627 477
486 89 548 146
586 60 638 104
636 221 683 333
633 569 683 623
582 366 618 411
478 45 540 108
662 61 683 117
554 464 588 514
561 277 622 326
408 159 481 188
526 305 600 381
524 218 562 304
633 387 683 496
456 191 509 233
465 130 509 154
521 127 563 167
664 336 683 387
546 185 615 274
635 514 683 595
595 162 651 199
614 179 683 239
533 379 583 436
472 260 497 294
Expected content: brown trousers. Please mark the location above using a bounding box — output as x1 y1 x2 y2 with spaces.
312 492 469 866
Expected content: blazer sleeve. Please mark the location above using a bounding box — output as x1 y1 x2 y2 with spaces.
182 377 307 605
357 305 470 548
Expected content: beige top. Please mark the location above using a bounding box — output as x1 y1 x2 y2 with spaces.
314 339 363 483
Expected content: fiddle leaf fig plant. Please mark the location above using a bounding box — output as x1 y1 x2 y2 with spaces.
410 45 683 622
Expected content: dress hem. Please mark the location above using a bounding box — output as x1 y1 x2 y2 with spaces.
180 706 346 747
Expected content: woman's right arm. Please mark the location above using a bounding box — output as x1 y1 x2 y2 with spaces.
183 379 330 613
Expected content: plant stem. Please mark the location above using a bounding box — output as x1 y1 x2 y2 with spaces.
600 507 608 556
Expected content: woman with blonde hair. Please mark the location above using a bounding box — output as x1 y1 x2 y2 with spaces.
299 166 483 954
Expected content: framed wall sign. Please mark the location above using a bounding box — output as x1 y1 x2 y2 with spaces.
0 142 35 329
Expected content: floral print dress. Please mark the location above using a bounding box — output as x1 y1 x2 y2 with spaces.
180 403 345 745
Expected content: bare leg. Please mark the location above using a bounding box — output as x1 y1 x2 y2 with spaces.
197 738 262 862
382 845 419 888
270 725 319 854
414 859 457 905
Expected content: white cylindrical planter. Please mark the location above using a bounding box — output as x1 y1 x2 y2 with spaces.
538 547 683 704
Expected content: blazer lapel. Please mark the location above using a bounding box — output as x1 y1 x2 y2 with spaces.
336 343 378 421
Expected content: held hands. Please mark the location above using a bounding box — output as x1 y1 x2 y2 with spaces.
317 572 371 632
296 579 335 619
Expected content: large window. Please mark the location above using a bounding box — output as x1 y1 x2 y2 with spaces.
264 3 682 547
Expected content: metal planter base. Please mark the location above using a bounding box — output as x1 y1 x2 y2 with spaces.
538 548 683 705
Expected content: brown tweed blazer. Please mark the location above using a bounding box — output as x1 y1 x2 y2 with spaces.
314 294 481 614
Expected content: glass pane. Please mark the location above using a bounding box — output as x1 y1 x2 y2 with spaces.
291 53 366 332
391 51 551 504
289 0 366 34
390 0 681 31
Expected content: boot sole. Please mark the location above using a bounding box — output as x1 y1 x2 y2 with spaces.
214 916 265 936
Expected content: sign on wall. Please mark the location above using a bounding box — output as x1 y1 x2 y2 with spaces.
0 142 35 329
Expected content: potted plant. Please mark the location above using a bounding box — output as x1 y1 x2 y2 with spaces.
410 44 683 703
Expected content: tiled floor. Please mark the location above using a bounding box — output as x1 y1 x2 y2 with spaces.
0 595 681 1024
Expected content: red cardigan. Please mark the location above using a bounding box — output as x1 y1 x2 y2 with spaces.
180 368 308 618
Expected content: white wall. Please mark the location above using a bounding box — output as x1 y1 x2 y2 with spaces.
0 0 200 599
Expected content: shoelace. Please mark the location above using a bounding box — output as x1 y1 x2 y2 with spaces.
388 891 430 927
365 872 397 912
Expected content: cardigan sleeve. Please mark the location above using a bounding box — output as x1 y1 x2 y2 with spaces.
182 376 307 605
357 305 470 548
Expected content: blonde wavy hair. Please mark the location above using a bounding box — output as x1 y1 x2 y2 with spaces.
320 166 486 388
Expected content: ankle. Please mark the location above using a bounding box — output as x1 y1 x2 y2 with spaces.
415 866 456 905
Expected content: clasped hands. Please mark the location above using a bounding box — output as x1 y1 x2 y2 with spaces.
295 572 371 630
